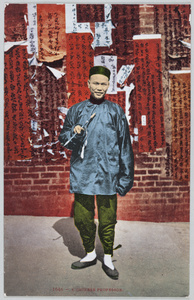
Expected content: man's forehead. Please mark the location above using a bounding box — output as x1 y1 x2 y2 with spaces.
89 74 109 82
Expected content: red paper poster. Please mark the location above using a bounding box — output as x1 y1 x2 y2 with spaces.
4 4 27 42
133 35 166 152
4 46 31 161
77 4 104 22
66 33 94 107
170 71 190 181
37 4 66 62
106 92 125 113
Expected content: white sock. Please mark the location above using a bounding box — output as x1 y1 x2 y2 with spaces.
104 254 114 270
80 249 97 262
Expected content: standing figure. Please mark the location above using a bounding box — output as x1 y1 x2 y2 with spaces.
59 66 134 280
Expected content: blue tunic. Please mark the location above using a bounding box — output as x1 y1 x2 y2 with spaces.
59 99 134 196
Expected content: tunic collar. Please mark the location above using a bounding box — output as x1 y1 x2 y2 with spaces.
89 95 105 105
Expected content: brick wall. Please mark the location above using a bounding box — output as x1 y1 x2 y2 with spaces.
4 156 74 217
4 148 190 222
4 4 190 222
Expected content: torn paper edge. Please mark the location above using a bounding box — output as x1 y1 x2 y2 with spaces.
4 41 28 52
179 40 191 49
133 34 162 40
169 70 191 74
46 66 65 80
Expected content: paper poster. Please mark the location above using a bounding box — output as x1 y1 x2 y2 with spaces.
27 3 38 55
133 34 166 152
37 4 66 62
170 71 190 181
4 46 32 160
66 33 94 107
4 4 27 42
117 65 135 85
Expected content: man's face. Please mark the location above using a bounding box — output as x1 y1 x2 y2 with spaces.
88 74 110 100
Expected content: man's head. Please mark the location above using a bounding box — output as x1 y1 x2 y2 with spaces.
88 66 110 100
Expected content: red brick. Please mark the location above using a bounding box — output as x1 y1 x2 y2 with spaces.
59 173 70 178
51 179 68 185
142 175 159 181
173 181 189 186
135 170 146 175
156 181 172 186
34 179 50 185
9 167 28 173
31 185 48 191
22 173 39 179
162 187 178 192
38 191 57 196
130 187 144 193
138 182 154 187
144 187 162 193
4 180 13 185
49 185 67 190
14 180 32 185
41 173 57 178
4 174 21 179
47 166 65 172
29 166 46 172
14 185 31 191
148 170 161 175
179 187 190 192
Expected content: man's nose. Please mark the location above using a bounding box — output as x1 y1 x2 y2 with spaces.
97 84 103 90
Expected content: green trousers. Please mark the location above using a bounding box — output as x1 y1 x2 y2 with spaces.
74 193 117 256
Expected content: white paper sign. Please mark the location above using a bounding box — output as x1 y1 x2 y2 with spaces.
94 55 117 94
117 65 135 85
141 115 147 126
65 4 92 34
91 4 115 49
27 3 38 55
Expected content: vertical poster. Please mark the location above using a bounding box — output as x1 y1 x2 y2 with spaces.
4 46 32 160
170 71 190 181
133 34 166 152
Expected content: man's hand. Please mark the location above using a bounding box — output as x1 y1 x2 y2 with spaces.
74 125 85 134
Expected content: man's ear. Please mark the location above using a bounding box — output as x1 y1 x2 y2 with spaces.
87 79 90 88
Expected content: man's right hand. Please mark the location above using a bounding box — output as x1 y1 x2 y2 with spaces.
74 125 85 134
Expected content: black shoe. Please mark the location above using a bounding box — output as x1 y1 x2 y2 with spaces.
71 258 97 269
102 262 119 280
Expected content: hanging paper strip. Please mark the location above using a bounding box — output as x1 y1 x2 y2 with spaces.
4 46 31 161
37 4 66 62
66 33 94 107
170 71 190 181
133 35 166 152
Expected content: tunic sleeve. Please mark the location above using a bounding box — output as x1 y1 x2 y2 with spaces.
116 110 134 196
58 106 86 151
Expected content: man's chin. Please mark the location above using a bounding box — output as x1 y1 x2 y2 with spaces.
93 94 104 100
